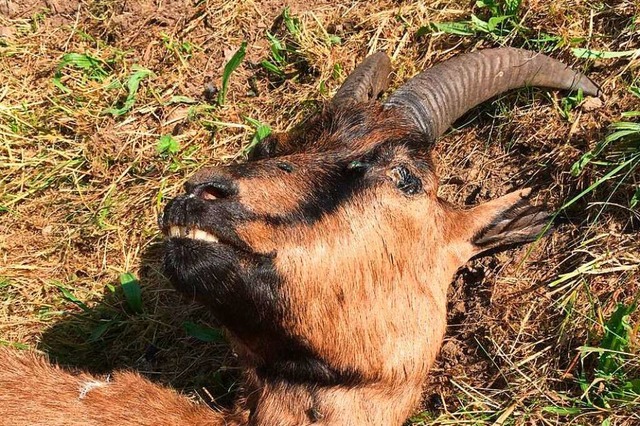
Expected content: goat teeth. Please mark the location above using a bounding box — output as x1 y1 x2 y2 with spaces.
193 229 214 242
167 226 218 243
168 226 181 238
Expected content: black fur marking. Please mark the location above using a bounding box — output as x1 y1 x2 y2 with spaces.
256 354 366 387
262 162 372 226
163 237 286 349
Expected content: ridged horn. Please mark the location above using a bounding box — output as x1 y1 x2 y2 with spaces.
384 47 600 141
332 51 392 105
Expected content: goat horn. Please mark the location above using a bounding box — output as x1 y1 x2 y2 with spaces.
332 51 392 105
384 47 601 141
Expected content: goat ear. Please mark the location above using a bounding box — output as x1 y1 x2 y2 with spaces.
463 189 553 256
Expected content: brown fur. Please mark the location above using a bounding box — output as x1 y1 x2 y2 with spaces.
0 348 247 426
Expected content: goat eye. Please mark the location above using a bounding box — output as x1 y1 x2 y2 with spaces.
277 162 294 173
390 166 422 195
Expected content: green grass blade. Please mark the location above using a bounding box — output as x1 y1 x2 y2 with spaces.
103 65 153 116
243 116 272 155
572 48 640 60
561 158 636 211
427 21 475 36
56 285 90 312
217 41 247 106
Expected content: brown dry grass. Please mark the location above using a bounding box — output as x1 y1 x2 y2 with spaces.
0 0 638 424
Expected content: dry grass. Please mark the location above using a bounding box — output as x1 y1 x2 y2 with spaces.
0 0 638 424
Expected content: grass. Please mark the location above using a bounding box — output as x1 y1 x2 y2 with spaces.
0 0 638 424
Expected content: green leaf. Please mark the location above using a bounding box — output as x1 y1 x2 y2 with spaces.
598 302 637 374
89 321 112 342
56 285 90 312
487 15 511 32
103 65 153 116
282 7 301 36
167 95 198 105
570 151 595 176
52 73 71 93
328 35 341 46
541 406 581 415
217 41 247 106
429 21 475 36
119 272 143 314
56 53 109 81
630 187 640 209
243 116 272 155
260 60 284 76
266 32 286 64
470 14 490 33
0 340 30 350
572 48 640 60
622 110 640 117
157 134 180 156
182 321 226 342
623 378 640 393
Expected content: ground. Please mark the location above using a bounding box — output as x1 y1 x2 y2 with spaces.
0 0 638 425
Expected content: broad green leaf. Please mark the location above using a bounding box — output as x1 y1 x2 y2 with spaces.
157 134 180 156
119 272 143 314
57 53 109 80
182 321 226 342
598 303 636 374
470 14 490 33
487 15 511 32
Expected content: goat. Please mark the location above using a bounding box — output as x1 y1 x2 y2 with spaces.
0 48 598 425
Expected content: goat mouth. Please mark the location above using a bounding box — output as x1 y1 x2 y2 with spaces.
165 226 220 244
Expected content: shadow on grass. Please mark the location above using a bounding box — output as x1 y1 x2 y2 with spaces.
37 240 240 408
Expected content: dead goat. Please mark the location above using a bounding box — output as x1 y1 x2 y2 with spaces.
0 48 598 425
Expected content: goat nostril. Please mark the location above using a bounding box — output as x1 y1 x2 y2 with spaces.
187 180 237 201
199 186 221 200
